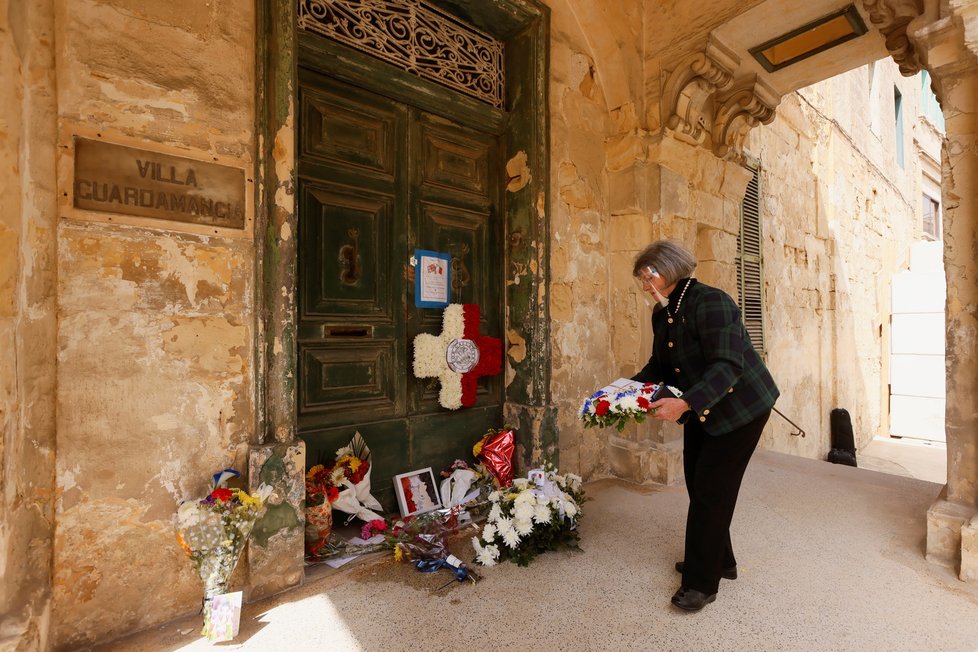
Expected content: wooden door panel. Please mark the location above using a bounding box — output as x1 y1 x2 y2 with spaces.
408 406 500 478
302 419 410 512
420 202 489 307
421 123 490 196
298 69 503 501
297 182 395 320
407 111 502 416
299 77 400 179
297 340 400 428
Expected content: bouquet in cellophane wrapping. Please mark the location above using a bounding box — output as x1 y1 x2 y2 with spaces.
176 469 270 641
327 431 384 523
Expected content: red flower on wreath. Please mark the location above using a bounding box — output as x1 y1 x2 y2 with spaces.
637 397 651 411
595 400 611 416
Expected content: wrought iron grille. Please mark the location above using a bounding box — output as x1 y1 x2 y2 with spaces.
298 0 505 109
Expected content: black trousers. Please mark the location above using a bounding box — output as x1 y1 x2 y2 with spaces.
681 409 771 595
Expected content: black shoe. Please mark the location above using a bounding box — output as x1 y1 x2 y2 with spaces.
675 561 737 580
671 586 717 611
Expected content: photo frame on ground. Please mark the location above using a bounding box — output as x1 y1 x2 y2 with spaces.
393 467 442 518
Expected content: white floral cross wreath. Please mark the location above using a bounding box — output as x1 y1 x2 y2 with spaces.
413 304 502 410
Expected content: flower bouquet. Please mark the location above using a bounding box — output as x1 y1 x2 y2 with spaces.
305 432 384 558
176 469 269 639
579 378 682 432
324 509 482 584
471 465 586 567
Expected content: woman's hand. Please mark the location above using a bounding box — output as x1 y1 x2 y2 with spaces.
650 397 690 422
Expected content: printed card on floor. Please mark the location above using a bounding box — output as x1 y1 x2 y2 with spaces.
205 591 242 643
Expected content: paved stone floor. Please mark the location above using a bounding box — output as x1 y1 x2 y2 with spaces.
858 435 947 484
96 449 978 652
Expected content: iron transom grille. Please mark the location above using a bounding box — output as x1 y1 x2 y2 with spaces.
298 0 505 109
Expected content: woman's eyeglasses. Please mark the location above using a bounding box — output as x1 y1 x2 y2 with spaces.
636 266 660 284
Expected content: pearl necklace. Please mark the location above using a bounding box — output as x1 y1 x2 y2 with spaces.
666 279 692 324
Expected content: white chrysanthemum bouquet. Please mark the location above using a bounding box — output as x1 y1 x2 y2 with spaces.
471 466 586 567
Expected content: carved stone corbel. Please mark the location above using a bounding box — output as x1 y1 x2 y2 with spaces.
662 51 735 147
712 79 780 162
863 0 925 75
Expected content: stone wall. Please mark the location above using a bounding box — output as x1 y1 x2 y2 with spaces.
0 1 59 650
546 0 642 479
749 62 923 458
49 1 257 647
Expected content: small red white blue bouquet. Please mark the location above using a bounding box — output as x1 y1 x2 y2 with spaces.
579 378 682 432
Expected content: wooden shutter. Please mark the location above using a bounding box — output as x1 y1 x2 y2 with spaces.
737 163 765 356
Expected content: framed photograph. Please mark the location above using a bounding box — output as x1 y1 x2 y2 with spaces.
393 467 442 518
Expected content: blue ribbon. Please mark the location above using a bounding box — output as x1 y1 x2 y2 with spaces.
414 558 470 582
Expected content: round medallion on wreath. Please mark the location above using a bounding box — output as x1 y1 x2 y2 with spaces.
446 338 480 373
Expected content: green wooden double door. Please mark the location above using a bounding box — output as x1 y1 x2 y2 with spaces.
297 67 505 509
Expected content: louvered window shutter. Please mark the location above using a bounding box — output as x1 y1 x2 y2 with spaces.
737 163 766 356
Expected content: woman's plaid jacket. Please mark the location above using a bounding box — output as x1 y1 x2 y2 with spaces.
633 279 779 436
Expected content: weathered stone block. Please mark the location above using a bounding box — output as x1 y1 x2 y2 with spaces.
605 132 646 172
960 515 978 585
659 165 689 217
718 161 753 201
696 260 737 295
926 492 975 569
689 190 725 229
609 212 653 252
696 226 737 262
248 441 305 601
606 434 683 485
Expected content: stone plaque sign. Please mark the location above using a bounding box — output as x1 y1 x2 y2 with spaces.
73 137 246 229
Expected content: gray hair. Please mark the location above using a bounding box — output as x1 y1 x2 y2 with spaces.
632 240 697 284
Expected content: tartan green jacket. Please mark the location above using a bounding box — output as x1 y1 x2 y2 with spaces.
633 279 779 436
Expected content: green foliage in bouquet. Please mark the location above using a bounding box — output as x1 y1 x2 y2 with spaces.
472 465 586 567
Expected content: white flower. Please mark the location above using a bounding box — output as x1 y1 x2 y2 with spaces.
502 527 521 549
513 478 530 489
487 503 502 522
488 490 501 502
533 504 552 524
566 473 583 491
496 516 513 534
564 499 579 518
617 395 640 411
513 518 533 536
439 376 463 410
482 523 497 541
514 490 536 505
476 543 500 566
513 502 535 523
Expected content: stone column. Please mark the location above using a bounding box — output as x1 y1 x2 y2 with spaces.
919 7 978 584
0 1 59 649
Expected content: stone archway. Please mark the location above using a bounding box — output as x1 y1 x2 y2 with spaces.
641 0 978 585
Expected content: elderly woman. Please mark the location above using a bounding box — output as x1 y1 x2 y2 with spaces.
631 240 779 612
